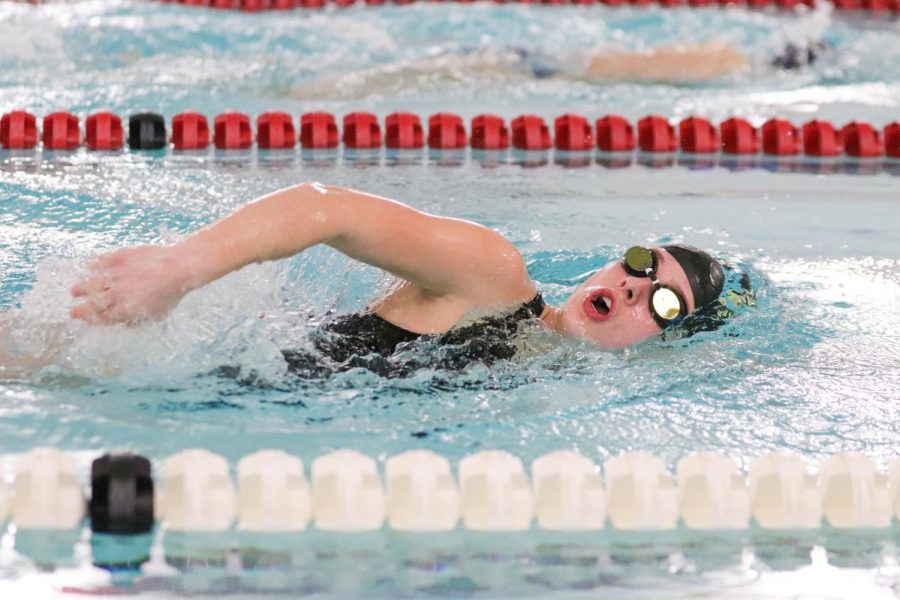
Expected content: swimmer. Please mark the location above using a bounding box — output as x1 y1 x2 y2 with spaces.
283 40 828 101
282 43 750 100
55 183 750 378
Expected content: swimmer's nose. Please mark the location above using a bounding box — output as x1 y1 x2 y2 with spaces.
618 278 647 306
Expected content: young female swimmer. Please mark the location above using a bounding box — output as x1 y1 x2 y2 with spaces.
66 183 738 378
285 43 751 100
283 40 827 101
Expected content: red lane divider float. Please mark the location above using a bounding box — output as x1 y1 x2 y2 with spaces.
42 111 80 151
85 112 124 151
0 111 39 150
343 111 381 149
1 109 898 168
134 0 900 13
833 0 900 9
886 123 900 158
638 115 677 153
214 111 253 150
596 115 636 152
428 113 467 150
761 118 800 156
803 119 841 156
258 111 296 149
471 114 509 150
511 114 551 151
720 117 760 154
172 111 210 150
679 117 718 154
385 112 424 149
841 121 883 157
301 112 339 149
555 114 593 151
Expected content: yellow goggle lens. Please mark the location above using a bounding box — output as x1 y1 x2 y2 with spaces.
652 288 683 321
625 246 654 272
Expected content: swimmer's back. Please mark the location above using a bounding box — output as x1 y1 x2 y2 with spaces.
281 293 546 378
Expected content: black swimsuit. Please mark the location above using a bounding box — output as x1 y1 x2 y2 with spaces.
281 293 546 378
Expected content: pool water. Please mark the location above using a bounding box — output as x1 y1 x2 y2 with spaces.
1 0 899 122
1 1 899 598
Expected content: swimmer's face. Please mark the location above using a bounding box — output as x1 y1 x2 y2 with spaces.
557 247 696 349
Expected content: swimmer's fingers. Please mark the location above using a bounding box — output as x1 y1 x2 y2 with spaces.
71 275 113 298
70 291 117 324
76 245 169 291
100 301 144 327
70 300 104 324
72 289 153 326
78 248 142 282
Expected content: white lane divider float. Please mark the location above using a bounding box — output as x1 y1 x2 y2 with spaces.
237 449 310 532
890 458 900 522
0 456 8 525
158 449 236 532
748 452 822 529
677 452 749 530
386 450 458 532
820 452 891 528
531 450 605 531
604 451 678 530
458 450 533 531
13 447 83 530
311 449 384 531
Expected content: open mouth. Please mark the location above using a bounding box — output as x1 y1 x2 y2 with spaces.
583 289 616 322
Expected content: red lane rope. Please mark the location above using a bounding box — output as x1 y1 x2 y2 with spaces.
2 109 897 159
155 0 900 13
4 0 900 11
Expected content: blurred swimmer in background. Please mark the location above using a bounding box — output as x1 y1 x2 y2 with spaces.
282 39 828 100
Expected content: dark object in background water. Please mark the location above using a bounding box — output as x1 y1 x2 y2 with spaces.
771 41 830 70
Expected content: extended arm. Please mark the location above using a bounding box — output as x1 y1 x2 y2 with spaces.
71 183 534 325
586 43 749 83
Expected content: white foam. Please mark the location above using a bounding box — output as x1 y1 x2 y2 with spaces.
0 8 67 66
777 1 834 48
2 253 290 381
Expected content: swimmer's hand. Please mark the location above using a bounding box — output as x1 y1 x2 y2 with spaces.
70 245 194 325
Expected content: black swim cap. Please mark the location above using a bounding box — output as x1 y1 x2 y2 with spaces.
771 41 828 71
659 244 753 340
661 244 724 311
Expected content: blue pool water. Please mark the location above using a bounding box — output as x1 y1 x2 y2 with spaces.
1 1 900 598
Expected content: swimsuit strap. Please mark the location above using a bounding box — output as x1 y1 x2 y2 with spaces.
286 292 549 378
525 292 545 318
371 293 544 339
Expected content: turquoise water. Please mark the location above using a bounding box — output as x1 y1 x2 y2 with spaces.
1 1 900 598
1 0 899 122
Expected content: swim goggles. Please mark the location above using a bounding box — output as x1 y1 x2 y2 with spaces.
623 246 687 329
